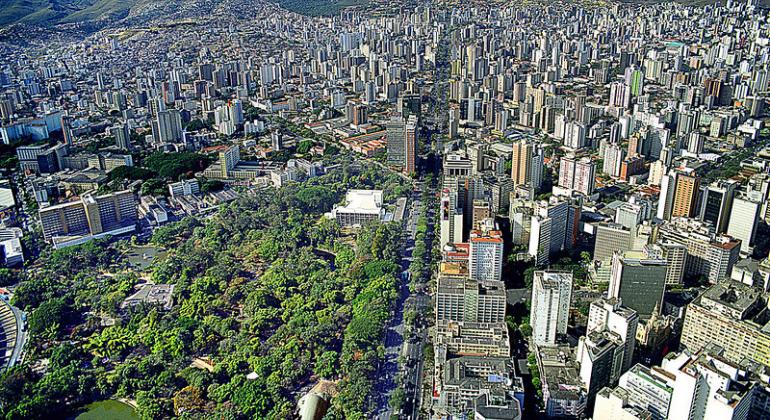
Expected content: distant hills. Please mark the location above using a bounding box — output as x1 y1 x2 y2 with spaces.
0 0 361 29
0 0 144 27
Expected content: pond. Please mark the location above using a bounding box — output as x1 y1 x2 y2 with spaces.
75 400 138 420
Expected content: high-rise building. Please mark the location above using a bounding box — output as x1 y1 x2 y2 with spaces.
529 215 553 266
727 192 762 255
672 171 700 218
586 297 638 375
404 115 417 175
218 145 240 178
436 275 507 324
658 218 741 283
531 271 573 346
577 330 626 407
598 345 770 420
386 116 406 167
397 93 421 120
351 104 368 127
471 199 491 229
594 223 633 263
559 156 595 196
61 114 75 146
608 251 667 319
440 189 464 247
603 143 625 178
511 140 544 192
699 180 738 233
152 109 183 144
645 243 687 285
469 228 504 282
657 168 700 220
386 115 417 174
511 140 532 186
681 280 770 367
593 387 653 420
110 123 131 151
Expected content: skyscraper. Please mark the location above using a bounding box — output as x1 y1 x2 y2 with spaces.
531 271 573 346
671 172 700 218
608 251 667 319
440 189 464 247
404 115 417 175
586 297 638 375
110 123 131 151
699 180 738 233
469 228 504 282
727 192 762 255
387 115 417 174
153 109 183 144
386 116 406 167
559 156 596 196
61 114 75 146
511 140 532 186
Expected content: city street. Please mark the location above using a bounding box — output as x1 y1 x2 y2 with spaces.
372 183 435 419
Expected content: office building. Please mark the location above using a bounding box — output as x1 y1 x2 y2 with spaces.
727 192 762 255
436 275 506 324
593 387 653 420
110 123 132 151
404 115 417 174
645 243 687 285
434 356 522 418
587 297 638 375
0 228 23 267
597 345 770 420
594 223 633 263
152 109 183 144
38 190 138 248
608 251 667 319
536 345 588 418
681 280 770 367
577 330 626 407
531 271 573 346
699 180 738 233
469 228 504 282
471 199 490 229
386 115 418 174
658 218 741 283
440 189 465 247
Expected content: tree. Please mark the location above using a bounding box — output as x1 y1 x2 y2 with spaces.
315 350 339 379
173 385 206 415
389 387 406 410
28 298 67 339
0 268 16 287
141 178 168 197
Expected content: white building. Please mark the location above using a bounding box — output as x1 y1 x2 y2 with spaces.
327 190 385 227
168 179 200 198
531 271 573 346
469 228 504 282
587 297 639 375
727 192 762 255
559 156 595 196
